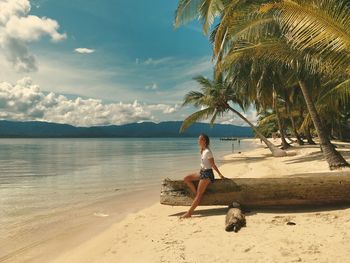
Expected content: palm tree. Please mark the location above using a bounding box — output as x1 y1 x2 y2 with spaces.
175 0 350 169
211 1 350 169
217 39 349 169
181 75 287 157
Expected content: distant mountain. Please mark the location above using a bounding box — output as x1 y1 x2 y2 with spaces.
0 120 253 138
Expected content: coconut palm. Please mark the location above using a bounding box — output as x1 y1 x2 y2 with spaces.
211 1 350 169
300 77 350 139
181 75 287 157
175 0 350 169
217 39 349 168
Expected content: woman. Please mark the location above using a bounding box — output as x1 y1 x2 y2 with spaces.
180 134 226 219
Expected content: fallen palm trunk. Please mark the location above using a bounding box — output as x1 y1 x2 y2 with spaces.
160 172 350 207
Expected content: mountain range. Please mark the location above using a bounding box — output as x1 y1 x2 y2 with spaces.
0 120 253 138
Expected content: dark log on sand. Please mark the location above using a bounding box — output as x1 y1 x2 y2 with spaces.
225 202 246 232
160 172 350 207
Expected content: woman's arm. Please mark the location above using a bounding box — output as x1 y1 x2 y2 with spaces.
209 158 226 179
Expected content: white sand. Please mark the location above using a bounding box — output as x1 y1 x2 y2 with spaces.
52 139 350 263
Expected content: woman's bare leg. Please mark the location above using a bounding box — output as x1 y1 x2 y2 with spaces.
180 179 211 218
183 173 200 195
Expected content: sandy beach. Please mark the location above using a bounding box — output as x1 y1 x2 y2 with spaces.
48 139 350 263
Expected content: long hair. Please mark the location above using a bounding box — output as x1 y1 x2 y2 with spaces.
200 133 210 148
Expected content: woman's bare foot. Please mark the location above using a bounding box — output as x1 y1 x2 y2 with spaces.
179 212 192 219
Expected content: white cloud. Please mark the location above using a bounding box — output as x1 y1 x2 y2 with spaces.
183 57 213 77
145 82 158 90
74 48 95 54
217 108 257 126
0 0 66 72
0 78 181 126
0 0 30 25
147 103 180 114
5 15 66 42
143 57 173 66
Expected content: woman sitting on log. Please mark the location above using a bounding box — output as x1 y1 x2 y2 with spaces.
180 133 226 218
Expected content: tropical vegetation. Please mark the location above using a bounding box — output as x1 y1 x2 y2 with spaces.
175 0 350 170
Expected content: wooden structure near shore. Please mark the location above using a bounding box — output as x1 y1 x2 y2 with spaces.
160 172 350 208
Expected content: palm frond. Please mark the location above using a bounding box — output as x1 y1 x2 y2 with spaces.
258 113 277 126
174 0 225 35
193 75 214 91
180 107 216 132
259 0 350 71
317 78 350 107
214 3 277 58
182 91 205 107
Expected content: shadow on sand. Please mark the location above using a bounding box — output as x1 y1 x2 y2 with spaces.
168 203 350 218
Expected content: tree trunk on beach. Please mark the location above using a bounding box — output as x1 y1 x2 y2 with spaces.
290 116 304 145
338 118 344 141
160 172 350 207
305 125 316 145
298 80 349 170
284 90 304 145
273 88 291 149
227 105 287 157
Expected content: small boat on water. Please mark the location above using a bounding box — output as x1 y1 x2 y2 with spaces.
220 137 238 141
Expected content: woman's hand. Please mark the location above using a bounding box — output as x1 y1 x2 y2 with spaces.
209 158 227 179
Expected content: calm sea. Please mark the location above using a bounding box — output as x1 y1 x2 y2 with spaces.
0 137 256 258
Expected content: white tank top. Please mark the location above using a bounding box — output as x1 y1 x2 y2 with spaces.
201 148 213 169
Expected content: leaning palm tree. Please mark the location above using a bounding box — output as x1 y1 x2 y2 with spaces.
175 0 350 169
180 75 287 157
216 38 349 169
211 2 350 169
300 76 350 140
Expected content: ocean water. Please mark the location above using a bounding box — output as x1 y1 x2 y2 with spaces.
0 137 256 250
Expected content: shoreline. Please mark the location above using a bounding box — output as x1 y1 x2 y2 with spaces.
50 138 350 263
1 185 160 263
1 137 253 263
5 138 350 262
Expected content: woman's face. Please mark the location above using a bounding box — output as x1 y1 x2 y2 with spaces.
198 135 206 148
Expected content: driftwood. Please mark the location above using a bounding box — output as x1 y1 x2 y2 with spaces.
225 202 246 232
160 172 350 208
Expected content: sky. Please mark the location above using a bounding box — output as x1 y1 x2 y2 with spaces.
0 0 256 127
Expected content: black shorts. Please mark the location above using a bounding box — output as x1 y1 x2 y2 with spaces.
199 169 215 183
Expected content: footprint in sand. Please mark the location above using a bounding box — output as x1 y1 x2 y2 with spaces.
313 212 338 221
280 249 291 257
271 216 295 225
304 244 321 254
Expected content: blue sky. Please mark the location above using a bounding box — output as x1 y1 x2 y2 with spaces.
0 0 255 126
30 0 213 102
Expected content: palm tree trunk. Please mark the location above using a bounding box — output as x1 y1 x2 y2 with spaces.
273 89 290 149
284 93 304 145
305 125 316 145
338 118 344 141
290 116 304 145
299 80 349 170
228 106 287 157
